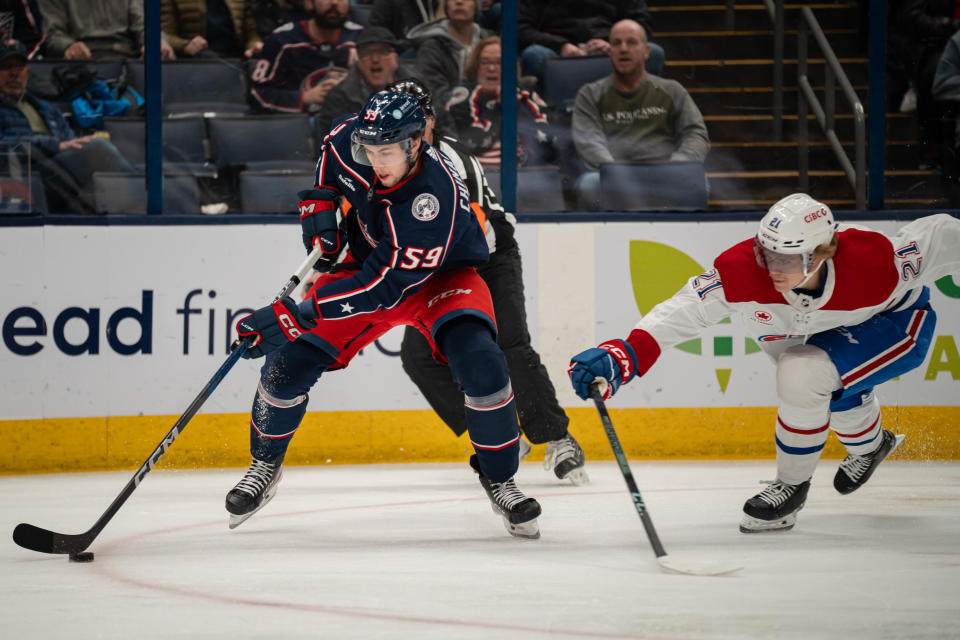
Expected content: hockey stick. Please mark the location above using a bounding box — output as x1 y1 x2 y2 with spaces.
589 383 742 577
12 244 326 556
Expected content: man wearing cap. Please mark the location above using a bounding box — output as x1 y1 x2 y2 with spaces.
0 41 135 211
315 26 422 135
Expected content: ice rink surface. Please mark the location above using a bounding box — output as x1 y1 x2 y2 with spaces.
2 460 958 639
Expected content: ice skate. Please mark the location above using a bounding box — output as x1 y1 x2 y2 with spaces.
225 456 284 529
739 479 810 533
543 432 589 485
470 455 541 539
518 436 532 463
834 429 905 495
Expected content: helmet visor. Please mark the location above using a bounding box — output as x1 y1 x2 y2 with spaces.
755 240 805 274
350 130 415 166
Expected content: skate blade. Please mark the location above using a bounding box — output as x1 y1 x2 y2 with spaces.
504 515 540 539
739 513 796 533
518 439 532 462
227 484 279 530
892 433 906 452
560 467 590 486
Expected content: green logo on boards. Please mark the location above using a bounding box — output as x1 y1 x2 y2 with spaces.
629 241 762 393
935 275 960 298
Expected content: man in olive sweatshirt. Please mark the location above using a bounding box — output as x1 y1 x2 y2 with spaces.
571 19 709 208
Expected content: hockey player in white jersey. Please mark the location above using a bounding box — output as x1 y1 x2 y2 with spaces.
568 194 960 532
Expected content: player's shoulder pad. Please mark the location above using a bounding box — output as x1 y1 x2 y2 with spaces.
822 227 899 309
322 114 358 148
713 238 783 303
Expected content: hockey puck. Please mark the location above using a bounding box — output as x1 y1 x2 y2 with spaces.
69 551 94 563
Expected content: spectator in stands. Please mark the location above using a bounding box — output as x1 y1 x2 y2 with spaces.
0 0 45 58
571 19 709 209
476 0 501 32
248 0 361 113
518 0 663 83
37 0 175 59
315 26 422 134
250 0 312 40
901 0 960 167
369 0 442 44
932 29 960 192
161 0 263 59
407 0 491 104
445 35 556 168
0 42 137 212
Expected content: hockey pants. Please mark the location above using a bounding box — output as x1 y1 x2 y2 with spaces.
772 302 936 485
400 243 569 444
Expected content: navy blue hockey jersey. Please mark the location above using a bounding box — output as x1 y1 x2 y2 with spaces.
248 19 362 113
303 115 490 321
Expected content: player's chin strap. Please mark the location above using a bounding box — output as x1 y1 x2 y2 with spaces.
795 259 826 290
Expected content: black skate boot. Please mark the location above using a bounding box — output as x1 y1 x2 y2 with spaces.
834 429 905 495
543 432 589 485
739 479 811 533
470 454 542 539
225 456 284 529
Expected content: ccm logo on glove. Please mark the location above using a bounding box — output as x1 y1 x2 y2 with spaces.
599 340 634 382
277 311 302 340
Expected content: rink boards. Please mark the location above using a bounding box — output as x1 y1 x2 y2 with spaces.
1 220 957 472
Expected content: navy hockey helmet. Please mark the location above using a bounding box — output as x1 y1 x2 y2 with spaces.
386 78 435 117
351 91 427 166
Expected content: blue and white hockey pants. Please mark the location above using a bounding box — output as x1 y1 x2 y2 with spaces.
773 299 936 485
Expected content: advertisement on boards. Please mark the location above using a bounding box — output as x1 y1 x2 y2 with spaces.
1 220 958 423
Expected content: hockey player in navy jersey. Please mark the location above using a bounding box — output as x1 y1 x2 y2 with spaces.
568 194 960 532
228 91 542 539
248 0 361 113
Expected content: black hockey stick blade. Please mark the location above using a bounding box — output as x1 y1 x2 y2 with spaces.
589 382 742 577
12 245 326 557
13 523 90 555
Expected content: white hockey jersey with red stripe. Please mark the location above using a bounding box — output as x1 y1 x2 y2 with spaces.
625 214 960 374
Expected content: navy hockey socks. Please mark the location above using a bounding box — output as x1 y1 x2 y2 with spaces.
440 319 520 482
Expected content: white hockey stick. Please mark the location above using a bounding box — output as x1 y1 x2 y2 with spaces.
589 383 742 577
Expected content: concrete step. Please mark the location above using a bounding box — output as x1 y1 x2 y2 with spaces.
706 169 943 202
703 112 916 143
651 2 859 33
689 84 869 116
663 57 869 88
657 28 863 60
705 140 923 172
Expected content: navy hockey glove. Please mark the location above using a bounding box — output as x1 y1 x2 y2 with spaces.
235 297 316 359
298 188 343 272
568 339 639 401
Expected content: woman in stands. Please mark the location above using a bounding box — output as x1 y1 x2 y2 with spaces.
443 36 557 168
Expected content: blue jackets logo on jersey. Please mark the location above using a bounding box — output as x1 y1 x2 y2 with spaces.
412 193 440 221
